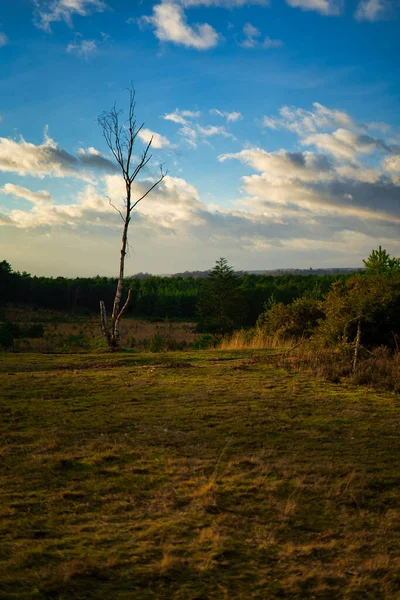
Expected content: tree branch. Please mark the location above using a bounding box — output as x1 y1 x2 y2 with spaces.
131 166 167 211
106 196 125 222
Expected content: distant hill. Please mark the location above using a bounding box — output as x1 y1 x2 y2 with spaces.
129 267 364 279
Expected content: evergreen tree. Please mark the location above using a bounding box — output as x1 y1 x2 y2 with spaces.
363 246 400 276
196 258 241 334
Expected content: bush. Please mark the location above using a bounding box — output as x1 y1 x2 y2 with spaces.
352 348 400 393
192 333 214 350
148 332 167 353
256 297 324 339
317 274 400 348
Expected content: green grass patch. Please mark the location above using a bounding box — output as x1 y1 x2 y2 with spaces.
1 349 400 599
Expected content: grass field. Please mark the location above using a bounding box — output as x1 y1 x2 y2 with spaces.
1 349 400 599
2 308 199 351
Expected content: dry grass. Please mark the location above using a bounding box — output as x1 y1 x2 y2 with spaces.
218 329 294 350
1 348 400 598
4 307 199 352
275 340 400 392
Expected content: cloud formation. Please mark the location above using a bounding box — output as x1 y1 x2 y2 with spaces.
137 0 386 55
162 109 238 148
178 0 269 6
285 0 342 15
219 101 400 230
240 22 282 48
33 0 107 31
77 147 118 172
137 128 172 149
303 129 396 161
0 131 116 179
67 38 97 58
0 32 8 47
197 125 235 139
2 102 400 273
263 102 353 135
1 183 53 205
210 109 243 122
140 2 219 49
355 0 387 20
163 109 201 125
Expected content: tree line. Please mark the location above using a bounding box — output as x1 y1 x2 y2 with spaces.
0 258 343 327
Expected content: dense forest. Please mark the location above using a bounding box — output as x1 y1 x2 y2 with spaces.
0 259 344 326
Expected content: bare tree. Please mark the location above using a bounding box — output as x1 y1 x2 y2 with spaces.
98 86 166 350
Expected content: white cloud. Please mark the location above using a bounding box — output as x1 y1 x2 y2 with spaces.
240 22 261 48
262 117 279 130
67 38 97 58
0 134 80 179
178 125 198 148
178 0 269 5
105 174 206 227
33 0 107 32
221 149 400 225
239 23 283 49
1 183 53 205
0 131 116 179
285 0 342 15
263 36 283 48
3 187 112 230
355 0 387 20
268 102 353 135
211 109 243 122
177 122 236 147
383 154 400 174
383 154 400 184
219 148 333 183
137 128 172 149
239 22 282 49
197 125 235 139
1 175 206 231
140 2 219 50
219 100 400 226
163 108 201 125
303 128 392 160
77 147 118 171
368 121 391 134
0 33 8 47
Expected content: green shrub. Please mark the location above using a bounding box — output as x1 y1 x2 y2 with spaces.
192 333 214 350
256 297 324 339
317 274 400 348
148 332 167 353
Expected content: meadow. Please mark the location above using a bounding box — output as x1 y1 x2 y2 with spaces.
1 348 400 599
2 308 200 352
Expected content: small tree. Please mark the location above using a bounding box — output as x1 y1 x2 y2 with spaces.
318 274 400 350
98 86 166 349
196 258 241 334
363 246 400 276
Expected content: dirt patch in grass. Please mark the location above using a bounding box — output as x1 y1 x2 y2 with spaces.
1 349 400 599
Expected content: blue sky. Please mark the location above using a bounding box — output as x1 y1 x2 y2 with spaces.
0 0 399 276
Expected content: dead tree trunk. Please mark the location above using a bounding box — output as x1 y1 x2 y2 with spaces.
98 86 166 350
353 318 361 373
